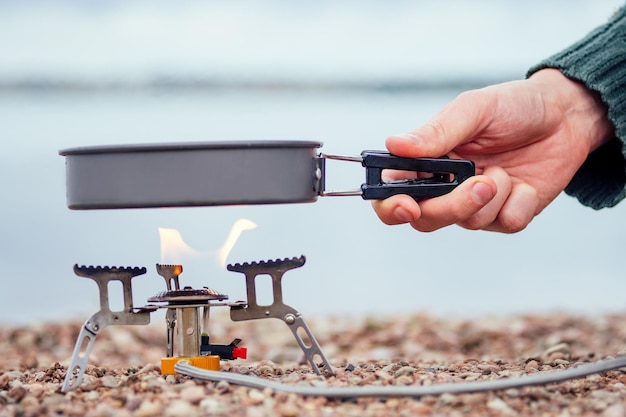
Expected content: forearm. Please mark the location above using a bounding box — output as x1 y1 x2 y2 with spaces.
527 5 626 209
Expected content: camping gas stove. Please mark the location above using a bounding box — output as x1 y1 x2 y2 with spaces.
59 140 474 392
61 255 332 391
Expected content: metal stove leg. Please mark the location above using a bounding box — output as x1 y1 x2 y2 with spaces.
62 265 152 392
165 308 176 357
61 318 98 392
227 256 334 375
283 313 332 375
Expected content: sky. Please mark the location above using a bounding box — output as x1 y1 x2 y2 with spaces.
1 1 623 83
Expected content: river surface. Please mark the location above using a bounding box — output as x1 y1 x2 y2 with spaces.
1 1 625 324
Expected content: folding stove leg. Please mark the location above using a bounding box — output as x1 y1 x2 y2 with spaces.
165 308 176 357
227 256 334 376
61 265 152 392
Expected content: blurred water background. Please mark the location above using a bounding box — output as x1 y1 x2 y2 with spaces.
2 1 626 324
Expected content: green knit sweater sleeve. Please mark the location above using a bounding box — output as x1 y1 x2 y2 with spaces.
527 6 626 209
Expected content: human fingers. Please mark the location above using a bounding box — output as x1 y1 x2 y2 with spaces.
386 90 493 158
381 169 417 182
458 166 512 230
371 194 421 225
408 175 497 232
483 182 539 233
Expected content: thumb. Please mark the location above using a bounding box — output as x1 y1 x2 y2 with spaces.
386 91 489 157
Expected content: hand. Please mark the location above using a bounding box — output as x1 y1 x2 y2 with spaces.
372 69 614 233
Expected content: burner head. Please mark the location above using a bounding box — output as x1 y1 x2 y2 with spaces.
148 286 228 304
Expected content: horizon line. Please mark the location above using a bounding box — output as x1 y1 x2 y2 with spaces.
0 75 516 94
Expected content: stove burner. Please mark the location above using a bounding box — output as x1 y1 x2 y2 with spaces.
148 286 228 303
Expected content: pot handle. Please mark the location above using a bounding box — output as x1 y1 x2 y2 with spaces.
318 151 475 200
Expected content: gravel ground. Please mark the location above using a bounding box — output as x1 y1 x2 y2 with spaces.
2 311 626 416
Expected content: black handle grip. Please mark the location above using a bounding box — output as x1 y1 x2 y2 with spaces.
360 151 475 200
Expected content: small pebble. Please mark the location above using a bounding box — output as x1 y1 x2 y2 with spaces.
438 393 459 406
20 354 38 370
85 391 99 401
165 400 196 417
8 386 27 402
393 366 416 378
525 360 539 372
134 400 162 417
246 406 267 417
215 380 231 392
200 398 227 414
278 403 300 417
603 403 626 417
138 363 161 374
100 375 120 388
0 373 12 389
246 389 265 405
256 365 275 376
20 395 39 408
26 382 43 398
487 397 516 416
179 385 205 404
374 370 392 381
544 342 571 358
382 363 397 373
395 375 413 385
477 364 498 375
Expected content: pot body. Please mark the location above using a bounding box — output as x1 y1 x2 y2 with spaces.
60 141 323 209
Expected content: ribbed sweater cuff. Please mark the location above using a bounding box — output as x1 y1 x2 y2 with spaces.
527 6 626 209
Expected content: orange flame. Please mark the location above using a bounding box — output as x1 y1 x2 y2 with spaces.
158 227 199 264
216 219 257 267
158 219 257 267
